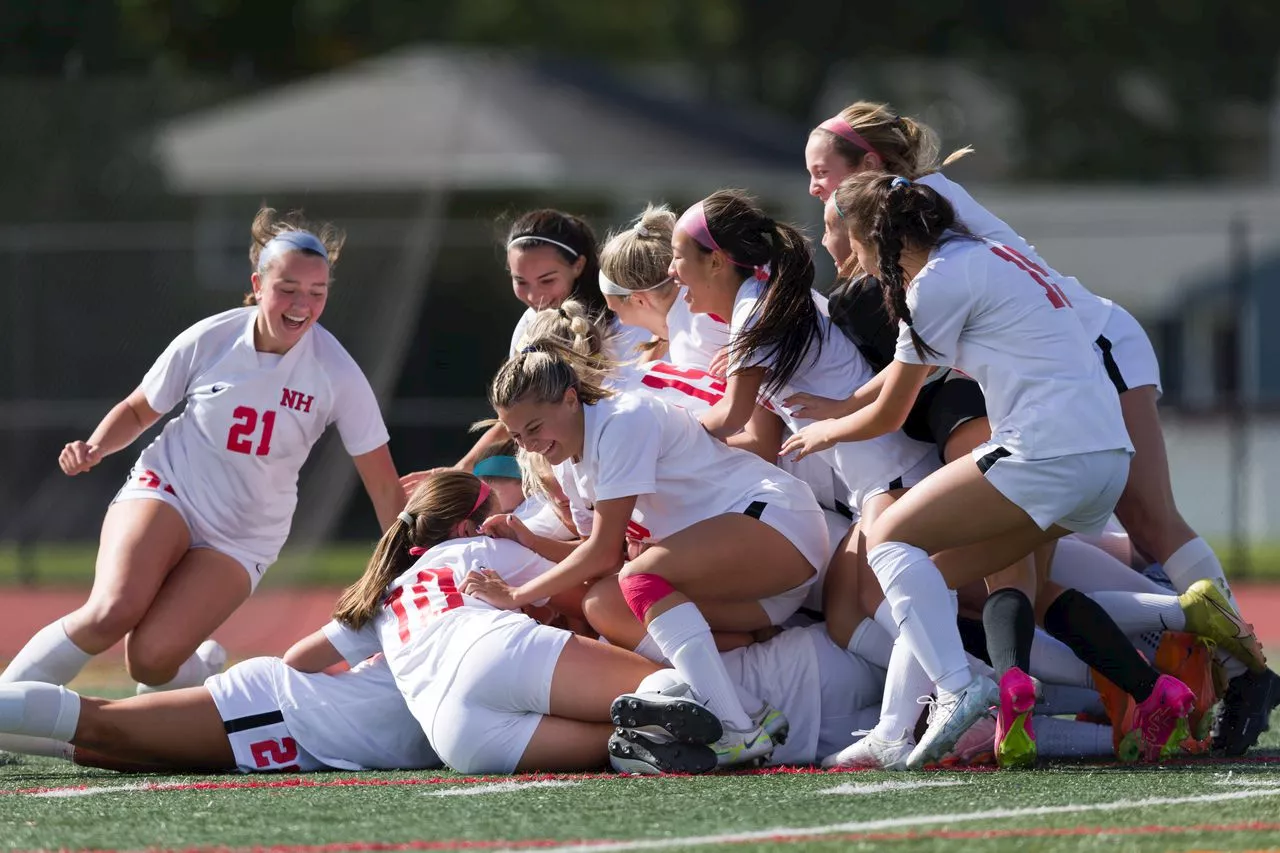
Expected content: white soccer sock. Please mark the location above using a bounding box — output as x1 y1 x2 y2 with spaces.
646 603 752 730
872 599 897 639
1051 537 1163 594
1035 717 1113 758
0 620 93 686
0 683 81 741
847 618 894 669
1038 684 1104 718
868 542 972 696
1086 591 1185 635
872 637 932 742
1163 537 1240 611
0 733 74 761
1030 629 1094 689
632 635 667 664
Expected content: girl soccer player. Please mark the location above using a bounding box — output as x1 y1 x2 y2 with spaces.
804 101 1271 754
465 339 830 766
1 209 405 694
782 174 1195 769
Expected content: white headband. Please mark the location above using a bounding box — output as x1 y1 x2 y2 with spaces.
599 271 674 297
507 235 580 258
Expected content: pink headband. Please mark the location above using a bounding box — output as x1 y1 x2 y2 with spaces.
405 481 491 558
675 201 769 282
818 115 880 159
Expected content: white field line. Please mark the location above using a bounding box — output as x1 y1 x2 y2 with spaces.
426 780 578 797
1214 772 1280 788
31 783 149 798
821 779 968 795
500 785 1280 853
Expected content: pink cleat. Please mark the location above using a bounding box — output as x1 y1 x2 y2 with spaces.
994 667 1037 769
1120 674 1195 763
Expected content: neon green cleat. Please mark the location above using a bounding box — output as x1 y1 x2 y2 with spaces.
1179 580 1267 672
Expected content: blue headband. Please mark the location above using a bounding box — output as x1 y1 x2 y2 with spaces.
258 231 329 271
473 455 522 480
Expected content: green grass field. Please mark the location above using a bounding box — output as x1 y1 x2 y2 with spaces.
5 541 1280 587
3 730 1280 853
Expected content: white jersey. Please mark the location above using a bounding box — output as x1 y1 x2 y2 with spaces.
322 537 555 732
510 307 652 361
136 307 388 564
555 392 818 545
897 238 1132 459
722 624 882 765
730 278 933 504
918 172 1112 340
269 655 440 771
666 288 731 371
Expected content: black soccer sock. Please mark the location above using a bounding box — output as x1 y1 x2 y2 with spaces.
983 588 1035 677
1043 588 1158 702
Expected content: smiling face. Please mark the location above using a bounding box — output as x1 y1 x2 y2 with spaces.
250 251 330 353
669 228 720 315
805 132 859 203
497 388 585 466
508 244 584 311
820 197 853 268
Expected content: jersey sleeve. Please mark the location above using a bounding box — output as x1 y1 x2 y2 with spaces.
727 289 767 374
591 405 660 501
321 619 382 667
893 256 972 367
139 321 208 413
327 353 391 457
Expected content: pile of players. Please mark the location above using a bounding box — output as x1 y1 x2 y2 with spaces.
0 100 1275 777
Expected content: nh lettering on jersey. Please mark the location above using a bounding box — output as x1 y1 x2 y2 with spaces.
279 387 316 413
385 568 465 642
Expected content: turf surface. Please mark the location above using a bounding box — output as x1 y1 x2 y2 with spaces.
3 712 1279 853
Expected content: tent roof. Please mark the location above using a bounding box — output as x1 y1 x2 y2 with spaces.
154 47 808 195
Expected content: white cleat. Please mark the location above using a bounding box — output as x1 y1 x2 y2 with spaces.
906 674 999 770
821 728 914 770
712 723 775 768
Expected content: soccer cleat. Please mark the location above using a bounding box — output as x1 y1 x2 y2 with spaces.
1091 668 1136 757
608 728 717 775
1119 674 1194 763
905 674 1000 771
994 667 1037 769
821 728 914 771
610 692 723 745
1211 668 1278 756
1179 580 1267 673
1153 630 1217 750
750 702 790 747
712 723 775 768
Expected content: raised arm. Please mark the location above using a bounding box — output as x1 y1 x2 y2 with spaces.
59 388 163 476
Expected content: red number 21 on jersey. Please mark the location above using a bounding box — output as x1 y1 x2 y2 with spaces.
226 406 277 456
989 245 1072 309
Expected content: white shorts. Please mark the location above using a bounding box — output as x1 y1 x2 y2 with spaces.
852 450 943 512
426 617 571 774
973 443 1131 534
114 467 271 591
1094 305 1162 396
734 498 828 624
205 657 327 773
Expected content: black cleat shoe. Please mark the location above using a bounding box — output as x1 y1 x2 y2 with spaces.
608 728 718 775
1211 668 1277 756
610 692 724 744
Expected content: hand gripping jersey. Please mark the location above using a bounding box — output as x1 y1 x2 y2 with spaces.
917 172 1113 341
321 537 557 739
896 237 1133 459
135 307 389 566
730 278 934 505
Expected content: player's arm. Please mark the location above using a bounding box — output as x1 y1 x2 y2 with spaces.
780 361 930 460
60 388 163 476
462 496 634 609
456 422 510 471
352 445 407 532
282 629 347 673
480 512 581 562
725 405 784 461
699 366 767 439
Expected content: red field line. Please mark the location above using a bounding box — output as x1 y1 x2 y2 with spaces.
12 819 1280 853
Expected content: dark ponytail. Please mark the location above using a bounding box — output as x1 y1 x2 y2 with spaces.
698 190 820 396
505 209 610 323
834 174 965 361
